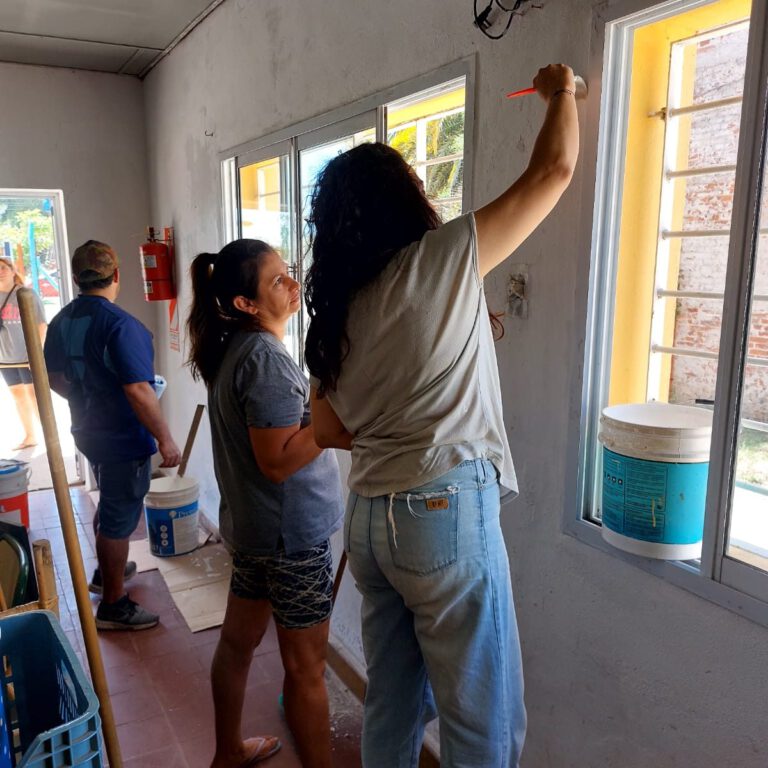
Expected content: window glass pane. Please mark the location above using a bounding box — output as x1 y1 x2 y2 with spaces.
688 22 749 106
299 128 375 254
238 154 299 360
727 153 768 573
386 78 466 222
592 3 751 528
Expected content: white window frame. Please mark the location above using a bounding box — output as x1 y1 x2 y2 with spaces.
219 57 474 238
219 58 474 365
0 188 72 305
564 0 768 627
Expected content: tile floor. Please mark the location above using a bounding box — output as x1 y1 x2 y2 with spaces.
26 487 364 767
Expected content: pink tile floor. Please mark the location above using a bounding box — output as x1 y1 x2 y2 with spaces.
26 487 363 767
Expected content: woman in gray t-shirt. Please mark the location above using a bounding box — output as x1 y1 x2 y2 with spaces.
305 65 579 768
187 238 343 768
0 255 46 450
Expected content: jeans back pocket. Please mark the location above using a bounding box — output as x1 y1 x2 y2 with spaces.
388 487 459 575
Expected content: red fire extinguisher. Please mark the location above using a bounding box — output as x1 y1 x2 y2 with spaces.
140 227 176 301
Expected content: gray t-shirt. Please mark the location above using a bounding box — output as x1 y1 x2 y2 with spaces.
209 330 343 555
322 212 518 498
0 287 45 364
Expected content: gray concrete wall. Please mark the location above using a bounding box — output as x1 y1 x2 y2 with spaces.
142 1 768 765
0 62 154 331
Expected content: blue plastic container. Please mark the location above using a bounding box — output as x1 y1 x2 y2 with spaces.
599 403 712 560
144 475 200 557
0 611 103 767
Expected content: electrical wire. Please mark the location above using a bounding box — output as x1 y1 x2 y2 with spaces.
473 0 530 40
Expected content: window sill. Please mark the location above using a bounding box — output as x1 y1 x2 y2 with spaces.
563 515 768 628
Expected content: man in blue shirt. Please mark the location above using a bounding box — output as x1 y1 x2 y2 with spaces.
45 241 181 630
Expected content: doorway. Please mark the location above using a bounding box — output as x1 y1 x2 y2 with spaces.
0 189 80 489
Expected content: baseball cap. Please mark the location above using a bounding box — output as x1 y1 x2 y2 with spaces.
72 240 118 285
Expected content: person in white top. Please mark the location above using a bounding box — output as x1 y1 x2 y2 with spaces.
305 64 579 768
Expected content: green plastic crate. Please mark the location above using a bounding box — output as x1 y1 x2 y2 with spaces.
0 611 103 767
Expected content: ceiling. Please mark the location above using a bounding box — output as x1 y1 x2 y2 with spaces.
0 0 225 78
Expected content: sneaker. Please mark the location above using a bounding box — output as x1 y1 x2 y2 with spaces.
88 561 138 595
95 595 159 631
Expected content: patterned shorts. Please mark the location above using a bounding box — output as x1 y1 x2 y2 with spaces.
230 540 334 629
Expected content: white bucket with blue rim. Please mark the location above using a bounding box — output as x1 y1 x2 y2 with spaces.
144 476 199 557
598 402 712 560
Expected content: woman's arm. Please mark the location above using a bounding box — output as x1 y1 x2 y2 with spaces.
475 63 579 279
310 387 353 450
249 422 324 483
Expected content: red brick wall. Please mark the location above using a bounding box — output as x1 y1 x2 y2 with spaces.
669 28 768 422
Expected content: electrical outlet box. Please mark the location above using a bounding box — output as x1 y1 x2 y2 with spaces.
507 264 529 319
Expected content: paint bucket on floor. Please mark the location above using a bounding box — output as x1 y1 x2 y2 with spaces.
144 476 199 557
0 460 31 528
598 403 712 559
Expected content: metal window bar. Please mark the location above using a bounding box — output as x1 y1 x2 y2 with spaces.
663 228 768 238
657 288 768 302
651 344 768 367
667 94 743 119
666 163 737 179
412 152 464 168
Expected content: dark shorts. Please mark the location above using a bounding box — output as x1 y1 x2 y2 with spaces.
231 540 334 629
91 458 152 540
1 366 32 387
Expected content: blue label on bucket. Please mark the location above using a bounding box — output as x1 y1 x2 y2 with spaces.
601 449 709 545
145 500 199 556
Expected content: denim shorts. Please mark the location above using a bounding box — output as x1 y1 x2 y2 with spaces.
91 457 151 540
230 540 334 629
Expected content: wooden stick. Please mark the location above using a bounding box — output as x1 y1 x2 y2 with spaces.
32 539 59 616
17 288 123 768
332 551 347 603
178 404 205 478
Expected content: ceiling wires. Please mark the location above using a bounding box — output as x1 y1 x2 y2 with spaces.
473 0 540 40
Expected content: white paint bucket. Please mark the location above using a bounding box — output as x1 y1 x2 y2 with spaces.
144 476 199 557
598 402 712 560
0 460 31 528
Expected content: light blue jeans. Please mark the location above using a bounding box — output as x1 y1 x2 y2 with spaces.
345 459 526 768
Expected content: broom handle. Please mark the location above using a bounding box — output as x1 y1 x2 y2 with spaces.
18 288 123 768
33 539 59 616
332 551 347 603
178 404 205 478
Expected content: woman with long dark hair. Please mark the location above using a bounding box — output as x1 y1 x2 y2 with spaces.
305 64 579 767
187 239 343 768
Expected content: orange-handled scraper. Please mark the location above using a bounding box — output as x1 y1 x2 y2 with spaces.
506 75 588 100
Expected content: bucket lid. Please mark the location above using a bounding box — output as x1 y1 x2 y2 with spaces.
148 475 199 494
0 459 27 476
601 402 712 436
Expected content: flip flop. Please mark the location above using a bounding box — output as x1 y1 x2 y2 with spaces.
238 736 281 766
12 441 37 451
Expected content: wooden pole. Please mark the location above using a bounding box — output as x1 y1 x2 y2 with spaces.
332 551 347 603
178 404 205 479
17 288 123 768
32 539 59 616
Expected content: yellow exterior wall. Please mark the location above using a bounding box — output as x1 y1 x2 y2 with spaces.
608 0 751 405
239 157 281 212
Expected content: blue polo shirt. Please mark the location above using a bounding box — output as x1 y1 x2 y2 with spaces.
44 295 157 463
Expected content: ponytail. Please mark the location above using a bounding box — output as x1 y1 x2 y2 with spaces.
186 239 274 386
187 253 225 385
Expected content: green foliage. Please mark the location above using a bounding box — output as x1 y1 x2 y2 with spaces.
388 110 465 220
736 428 768 489
0 201 55 272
